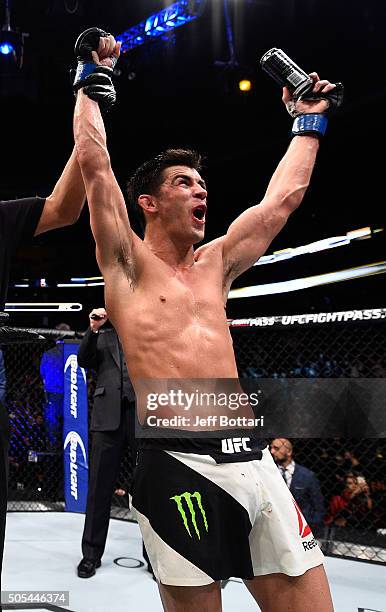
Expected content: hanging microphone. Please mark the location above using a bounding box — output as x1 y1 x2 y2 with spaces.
260 48 313 97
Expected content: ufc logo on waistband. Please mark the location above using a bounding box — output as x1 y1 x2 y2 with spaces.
221 437 251 454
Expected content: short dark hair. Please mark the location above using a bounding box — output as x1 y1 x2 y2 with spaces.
126 148 202 231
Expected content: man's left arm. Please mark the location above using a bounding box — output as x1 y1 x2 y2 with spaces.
35 146 86 235
222 74 337 281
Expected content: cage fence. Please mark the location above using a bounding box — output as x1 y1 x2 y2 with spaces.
2 309 386 563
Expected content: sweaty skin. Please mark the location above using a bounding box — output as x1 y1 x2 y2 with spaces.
74 37 335 426
103 165 242 425
107 227 237 380
74 39 336 612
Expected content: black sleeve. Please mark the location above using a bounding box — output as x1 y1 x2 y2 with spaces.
0 197 46 309
0 197 46 247
77 328 99 369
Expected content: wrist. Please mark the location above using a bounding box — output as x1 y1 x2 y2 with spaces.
291 114 328 139
73 62 113 91
73 62 97 90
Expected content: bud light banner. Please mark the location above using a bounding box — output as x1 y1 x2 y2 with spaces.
63 341 88 512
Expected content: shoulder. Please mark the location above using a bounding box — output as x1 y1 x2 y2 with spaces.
0 196 45 214
295 464 315 478
0 196 45 233
195 237 225 260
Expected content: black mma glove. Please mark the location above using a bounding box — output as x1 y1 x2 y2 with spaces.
72 27 117 112
288 83 344 138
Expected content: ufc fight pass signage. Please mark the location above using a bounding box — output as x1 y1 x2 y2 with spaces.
63 341 88 512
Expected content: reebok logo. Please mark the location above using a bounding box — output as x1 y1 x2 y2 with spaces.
292 499 312 538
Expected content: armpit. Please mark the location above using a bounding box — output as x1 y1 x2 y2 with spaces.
116 245 137 289
223 256 242 281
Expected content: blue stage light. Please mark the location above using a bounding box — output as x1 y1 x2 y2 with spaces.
0 42 14 55
117 0 206 53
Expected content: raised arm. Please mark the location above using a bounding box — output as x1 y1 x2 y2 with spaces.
35 147 85 236
72 36 137 273
222 74 338 281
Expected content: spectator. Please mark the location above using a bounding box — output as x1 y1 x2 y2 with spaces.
30 413 48 452
325 473 373 529
270 438 325 532
0 350 5 404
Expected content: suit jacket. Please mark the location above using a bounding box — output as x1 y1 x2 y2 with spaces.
77 327 135 432
289 463 325 526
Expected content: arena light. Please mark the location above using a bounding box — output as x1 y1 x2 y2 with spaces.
254 227 380 267
238 78 252 93
229 261 386 299
57 282 104 287
4 303 83 312
0 41 14 55
116 0 206 53
0 1 25 72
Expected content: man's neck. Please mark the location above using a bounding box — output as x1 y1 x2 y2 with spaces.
144 232 195 269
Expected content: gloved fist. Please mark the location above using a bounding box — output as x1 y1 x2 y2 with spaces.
284 73 344 118
284 73 344 139
82 70 116 111
75 27 109 62
72 27 120 112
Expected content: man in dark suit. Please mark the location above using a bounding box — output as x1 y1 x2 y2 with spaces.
270 438 325 532
76 307 137 578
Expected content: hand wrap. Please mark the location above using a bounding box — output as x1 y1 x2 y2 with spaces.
72 27 117 112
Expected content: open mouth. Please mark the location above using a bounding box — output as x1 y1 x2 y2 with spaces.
192 204 207 224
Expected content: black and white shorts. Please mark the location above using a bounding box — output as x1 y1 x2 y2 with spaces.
132 444 324 586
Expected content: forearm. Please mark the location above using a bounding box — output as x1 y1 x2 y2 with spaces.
264 136 319 213
48 147 85 217
35 145 86 234
74 90 111 181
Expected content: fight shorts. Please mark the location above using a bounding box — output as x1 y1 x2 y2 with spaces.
132 439 324 586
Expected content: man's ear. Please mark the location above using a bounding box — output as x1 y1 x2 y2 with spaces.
138 194 158 216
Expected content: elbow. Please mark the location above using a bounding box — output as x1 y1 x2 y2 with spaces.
76 143 111 179
282 182 309 214
59 205 83 228
45 195 84 229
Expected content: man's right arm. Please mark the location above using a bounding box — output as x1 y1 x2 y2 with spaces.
73 88 136 273
77 328 99 369
78 307 108 368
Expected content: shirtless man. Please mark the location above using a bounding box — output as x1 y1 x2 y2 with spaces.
73 31 336 612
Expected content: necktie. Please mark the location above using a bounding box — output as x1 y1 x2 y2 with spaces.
281 467 290 487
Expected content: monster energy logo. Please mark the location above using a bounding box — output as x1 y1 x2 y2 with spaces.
170 491 208 540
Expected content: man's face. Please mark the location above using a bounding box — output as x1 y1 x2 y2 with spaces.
152 165 207 243
270 438 291 464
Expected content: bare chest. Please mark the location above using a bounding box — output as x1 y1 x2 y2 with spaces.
147 259 226 317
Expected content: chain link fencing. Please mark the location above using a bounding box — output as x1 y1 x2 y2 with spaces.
1 332 65 511
230 309 386 563
3 308 386 563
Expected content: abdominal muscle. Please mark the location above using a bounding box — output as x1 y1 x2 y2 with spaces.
105 261 245 428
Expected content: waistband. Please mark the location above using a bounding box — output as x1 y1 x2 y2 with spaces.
138 429 267 462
